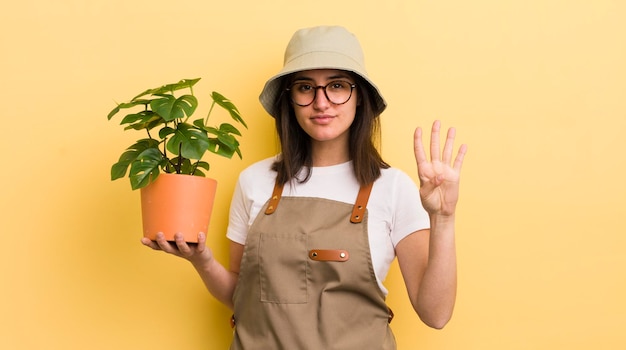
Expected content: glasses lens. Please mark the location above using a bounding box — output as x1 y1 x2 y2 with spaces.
290 82 315 106
325 81 353 104
289 81 354 106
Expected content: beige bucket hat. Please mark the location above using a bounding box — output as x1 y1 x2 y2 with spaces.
259 25 387 118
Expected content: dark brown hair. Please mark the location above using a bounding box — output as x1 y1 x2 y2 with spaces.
271 72 389 186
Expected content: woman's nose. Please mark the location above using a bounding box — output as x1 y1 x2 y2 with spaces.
312 87 330 109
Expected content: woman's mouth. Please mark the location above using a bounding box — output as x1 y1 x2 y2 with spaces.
311 115 335 124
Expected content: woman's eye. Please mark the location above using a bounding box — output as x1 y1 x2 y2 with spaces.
330 81 348 90
298 84 313 92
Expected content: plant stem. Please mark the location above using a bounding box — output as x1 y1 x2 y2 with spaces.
177 143 183 174
163 141 171 172
205 101 216 125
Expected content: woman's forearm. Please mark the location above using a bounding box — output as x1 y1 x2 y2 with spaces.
416 214 457 329
192 257 239 310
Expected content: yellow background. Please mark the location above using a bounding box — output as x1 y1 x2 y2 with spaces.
1 0 625 349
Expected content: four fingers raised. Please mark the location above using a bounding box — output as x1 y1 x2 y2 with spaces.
415 120 467 169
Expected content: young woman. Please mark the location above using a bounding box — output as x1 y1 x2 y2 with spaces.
142 25 467 349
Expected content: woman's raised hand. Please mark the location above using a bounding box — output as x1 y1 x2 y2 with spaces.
414 120 467 216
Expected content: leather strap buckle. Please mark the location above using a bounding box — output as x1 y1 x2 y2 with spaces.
265 180 284 215
309 249 349 262
350 182 374 223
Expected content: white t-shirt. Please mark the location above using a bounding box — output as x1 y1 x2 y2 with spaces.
226 156 430 295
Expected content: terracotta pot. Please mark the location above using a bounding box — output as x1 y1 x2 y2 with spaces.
140 173 217 243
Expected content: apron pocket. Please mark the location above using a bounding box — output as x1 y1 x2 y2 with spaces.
259 232 308 304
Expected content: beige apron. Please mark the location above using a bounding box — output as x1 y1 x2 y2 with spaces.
230 181 396 350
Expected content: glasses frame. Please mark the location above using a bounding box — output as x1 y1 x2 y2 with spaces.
286 80 357 107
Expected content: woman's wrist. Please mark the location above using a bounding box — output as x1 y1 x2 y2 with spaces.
189 250 214 272
430 212 456 225
429 213 457 240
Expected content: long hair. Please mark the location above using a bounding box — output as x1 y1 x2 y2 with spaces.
271 72 389 186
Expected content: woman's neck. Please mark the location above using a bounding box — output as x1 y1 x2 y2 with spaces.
310 139 350 167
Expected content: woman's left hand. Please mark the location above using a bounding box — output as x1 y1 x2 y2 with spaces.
414 120 467 216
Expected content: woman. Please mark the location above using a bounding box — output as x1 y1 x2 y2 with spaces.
143 25 467 349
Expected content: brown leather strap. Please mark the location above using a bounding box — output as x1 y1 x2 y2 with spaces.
265 179 374 222
388 307 394 323
264 180 284 215
351 182 374 223
309 249 350 262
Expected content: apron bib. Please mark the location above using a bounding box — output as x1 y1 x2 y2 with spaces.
230 181 396 350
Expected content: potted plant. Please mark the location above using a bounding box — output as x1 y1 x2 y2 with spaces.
107 78 247 242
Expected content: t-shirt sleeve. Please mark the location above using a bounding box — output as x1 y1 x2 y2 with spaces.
389 170 430 247
225 177 249 245
225 157 278 245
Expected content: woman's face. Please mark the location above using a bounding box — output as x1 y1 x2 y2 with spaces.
289 69 358 147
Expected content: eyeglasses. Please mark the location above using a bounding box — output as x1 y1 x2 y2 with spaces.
286 80 356 107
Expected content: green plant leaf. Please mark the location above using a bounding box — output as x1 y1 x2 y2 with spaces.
110 139 160 180
111 162 130 181
119 112 146 125
158 126 176 139
119 110 159 126
107 99 151 120
203 124 241 138
129 148 163 190
154 78 201 94
218 123 242 136
150 94 198 122
166 123 210 160
123 114 164 131
202 123 243 159
131 78 201 101
216 132 237 149
195 161 210 171
207 138 236 158
211 91 247 128
192 118 205 128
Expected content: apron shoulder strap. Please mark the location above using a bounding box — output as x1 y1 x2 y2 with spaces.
350 182 374 223
264 179 284 215
264 179 374 224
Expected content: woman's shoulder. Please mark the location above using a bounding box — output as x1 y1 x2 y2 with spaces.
239 156 278 179
378 165 416 185
371 166 420 202
236 156 278 196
